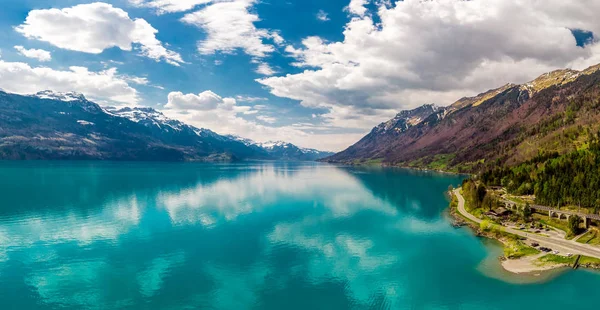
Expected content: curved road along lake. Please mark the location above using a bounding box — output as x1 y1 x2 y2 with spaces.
0 161 599 309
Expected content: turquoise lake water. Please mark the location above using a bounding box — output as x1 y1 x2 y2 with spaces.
0 161 599 309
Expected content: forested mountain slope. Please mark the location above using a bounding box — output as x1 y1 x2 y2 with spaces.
324 64 600 173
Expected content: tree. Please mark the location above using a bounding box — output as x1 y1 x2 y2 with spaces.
568 215 582 235
482 193 493 211
477 184 487 208
522 203 532 220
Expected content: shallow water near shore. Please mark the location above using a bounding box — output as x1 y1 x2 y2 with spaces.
476 238 571 284
1 161 600 309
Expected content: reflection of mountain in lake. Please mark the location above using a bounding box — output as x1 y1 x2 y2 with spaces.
343 166 464 218
0 161 248 216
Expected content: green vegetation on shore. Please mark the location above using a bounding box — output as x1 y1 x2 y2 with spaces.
479 219 540 258
482 132 600 213
538 254 574 265
577 230 600 245
504 239 540 259
457 181 541 260
451 182 600 272
579 256 600 266
461 179 502 212
407 154 457 171
538 254 600 267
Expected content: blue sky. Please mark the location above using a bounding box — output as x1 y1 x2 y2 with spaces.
0 0 599 151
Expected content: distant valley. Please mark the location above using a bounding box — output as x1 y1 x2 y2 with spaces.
0 90 333 162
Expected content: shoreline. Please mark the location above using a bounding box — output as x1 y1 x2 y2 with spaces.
323 160 471 176
447 189 600 275
500 253 568 274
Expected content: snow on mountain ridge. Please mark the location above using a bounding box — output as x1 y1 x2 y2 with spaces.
226 135 330 156
104 106 223 137
33 90 87 102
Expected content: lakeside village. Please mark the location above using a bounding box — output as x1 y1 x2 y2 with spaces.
449 179 600 273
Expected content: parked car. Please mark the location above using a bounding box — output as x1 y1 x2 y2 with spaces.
531 243 539 247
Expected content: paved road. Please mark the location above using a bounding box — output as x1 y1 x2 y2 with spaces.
454 189 600 259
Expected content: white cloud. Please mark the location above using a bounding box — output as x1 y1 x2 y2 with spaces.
346 0 369 16
14 46 51 62
255 62 277 75
16 2 183 66
235 95 267 102
317 10 330 22
256 115 276 124
161 90 353 151
165 90 229 111
181 0 273 58
258 0 600 132
129 0 213 14
180 0 284 74
270 31 285 46
0 60 139 105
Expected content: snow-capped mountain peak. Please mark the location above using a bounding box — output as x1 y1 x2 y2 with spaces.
105 106 172 125
374 104 441 134
225 135 255 147
104 106 223 138
33 90 87 102
258 141 291 149
226 136 334 160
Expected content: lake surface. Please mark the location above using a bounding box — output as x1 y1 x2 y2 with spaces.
0 161 599 309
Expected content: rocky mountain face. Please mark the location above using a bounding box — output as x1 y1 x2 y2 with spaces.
227 136 335 161
324 64 600 172
0 90 327 162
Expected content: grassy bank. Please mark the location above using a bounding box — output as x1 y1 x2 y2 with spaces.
538 254 600 267
504 239 540 259
577 229 600 245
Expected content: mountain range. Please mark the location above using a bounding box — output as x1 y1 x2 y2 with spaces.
0 90 333 162
226 136 335 161
324 63 600 173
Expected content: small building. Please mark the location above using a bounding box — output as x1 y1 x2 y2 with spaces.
494 207 511 216
485 207 512 219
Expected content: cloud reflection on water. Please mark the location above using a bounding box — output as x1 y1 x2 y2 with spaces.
0 162 462 309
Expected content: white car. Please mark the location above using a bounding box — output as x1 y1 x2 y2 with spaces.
553 250 559 255
566 253 573 257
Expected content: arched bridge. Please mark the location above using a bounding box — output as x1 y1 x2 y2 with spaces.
504 201 600 228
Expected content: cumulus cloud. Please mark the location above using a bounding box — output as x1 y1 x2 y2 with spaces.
181 0 274 58
16 2 183 66
165 90 232 111
346 0 369 16
161 90 355 151
14 46 51 62
180 0 282 74
0 60 139 104
258 0 600 131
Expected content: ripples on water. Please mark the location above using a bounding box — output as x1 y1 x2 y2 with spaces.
0 161 599 309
